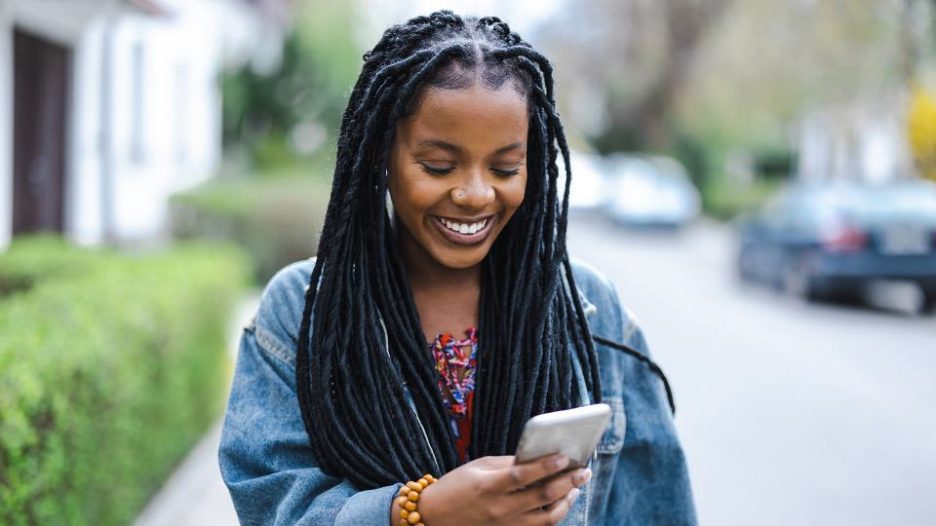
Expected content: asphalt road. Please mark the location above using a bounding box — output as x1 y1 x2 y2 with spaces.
566 213 936 526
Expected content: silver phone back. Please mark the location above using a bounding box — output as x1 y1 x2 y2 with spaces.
514 403 612 468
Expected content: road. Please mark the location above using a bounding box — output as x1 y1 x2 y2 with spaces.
567 213 936 526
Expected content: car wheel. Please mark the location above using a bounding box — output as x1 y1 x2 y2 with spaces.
921 289 936 315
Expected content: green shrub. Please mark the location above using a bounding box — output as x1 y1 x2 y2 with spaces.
703 176 786 221
0 236 102 298
0 237 249 525
170 174 330 284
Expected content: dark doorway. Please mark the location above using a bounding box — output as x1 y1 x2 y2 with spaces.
12 28 71 236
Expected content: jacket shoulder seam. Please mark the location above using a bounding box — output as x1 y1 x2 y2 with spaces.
254 323 297 369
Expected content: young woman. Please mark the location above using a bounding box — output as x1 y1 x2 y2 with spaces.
219 11 696 525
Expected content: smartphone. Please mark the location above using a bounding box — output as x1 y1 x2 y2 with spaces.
514 403 612 469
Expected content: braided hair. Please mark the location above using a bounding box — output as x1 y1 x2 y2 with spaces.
295 11 602 489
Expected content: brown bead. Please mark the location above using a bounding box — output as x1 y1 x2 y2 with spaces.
404 501 417 512
396 496 408 506
425 474 435 483
399 521 408 526
416 523 425 526
407 491 420 502
398 486 409 496
406 481 422 492
407 512 421 524
417 478 429 488
400 509 409 519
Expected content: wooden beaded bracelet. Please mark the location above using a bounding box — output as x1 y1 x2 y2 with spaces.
396 474 436 526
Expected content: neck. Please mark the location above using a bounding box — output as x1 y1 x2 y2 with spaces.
396 222 481 295
403 243 482 294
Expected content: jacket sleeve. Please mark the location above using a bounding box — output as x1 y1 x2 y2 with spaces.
218 323 400 526
604 280 698 525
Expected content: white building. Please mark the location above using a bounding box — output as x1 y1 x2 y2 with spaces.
796 97 916 183
0 0 285 249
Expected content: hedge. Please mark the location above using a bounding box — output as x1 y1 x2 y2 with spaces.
170 174 330 284
0 236 249 525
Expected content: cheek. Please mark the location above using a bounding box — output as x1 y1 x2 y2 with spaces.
501 173 528 213
389 171 440 218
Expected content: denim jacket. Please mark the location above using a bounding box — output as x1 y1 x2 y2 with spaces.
219 258 697 525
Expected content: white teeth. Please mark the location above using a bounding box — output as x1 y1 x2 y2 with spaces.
440 217 488 235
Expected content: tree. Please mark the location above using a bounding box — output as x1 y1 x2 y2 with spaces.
221 1 362 169
536 0 729 152
676 0 912 154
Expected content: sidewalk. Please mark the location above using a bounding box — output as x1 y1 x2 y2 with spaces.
132 421 237 526
133 292 261 526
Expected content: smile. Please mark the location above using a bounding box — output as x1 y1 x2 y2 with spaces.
432 215 495 245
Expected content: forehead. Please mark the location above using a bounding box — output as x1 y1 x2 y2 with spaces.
397 84 529 150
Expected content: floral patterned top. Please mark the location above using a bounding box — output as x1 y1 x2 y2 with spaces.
429 327 478 463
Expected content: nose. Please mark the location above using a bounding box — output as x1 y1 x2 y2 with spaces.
451 169 495 208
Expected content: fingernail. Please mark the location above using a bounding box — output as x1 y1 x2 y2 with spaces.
551 455 567 469
584 468 592 484
569 488 581 501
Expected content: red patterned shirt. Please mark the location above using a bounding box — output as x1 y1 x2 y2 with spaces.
429 328 478 463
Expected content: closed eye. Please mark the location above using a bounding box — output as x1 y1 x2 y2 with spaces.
491 166 521 177
419 162 455 175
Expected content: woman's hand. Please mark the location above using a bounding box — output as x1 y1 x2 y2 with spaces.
390 454 591 526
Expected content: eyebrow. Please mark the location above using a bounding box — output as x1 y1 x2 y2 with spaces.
414 139 525 156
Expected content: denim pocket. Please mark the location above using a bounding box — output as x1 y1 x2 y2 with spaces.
587 397 626 522
597 397 626 454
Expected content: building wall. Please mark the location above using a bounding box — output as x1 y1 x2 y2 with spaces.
1 0 259 250
69 15 106 245
797 99 915 182
0 2 13 249
100 4 224 244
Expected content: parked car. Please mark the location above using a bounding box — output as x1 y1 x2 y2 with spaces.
736 179 936 312
603 155 701 228
560 151 608 210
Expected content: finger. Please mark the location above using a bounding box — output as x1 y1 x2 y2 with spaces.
514 468 591 512
500 454 570 492
539 487 580 525
473 455 515 471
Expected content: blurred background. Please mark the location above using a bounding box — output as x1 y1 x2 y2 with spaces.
2 0 935 524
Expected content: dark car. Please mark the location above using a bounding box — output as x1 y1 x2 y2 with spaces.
736 179 936 312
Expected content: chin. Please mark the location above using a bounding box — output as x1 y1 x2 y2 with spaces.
432 247 489 270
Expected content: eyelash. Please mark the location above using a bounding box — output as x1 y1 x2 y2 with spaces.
419 163 520 177
420 164 455 175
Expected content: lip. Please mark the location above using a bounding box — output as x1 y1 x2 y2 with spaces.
431 214 496 246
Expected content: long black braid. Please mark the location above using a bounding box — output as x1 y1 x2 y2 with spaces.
295 11 604 489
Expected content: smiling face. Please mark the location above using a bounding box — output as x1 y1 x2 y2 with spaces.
388 82 529 272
